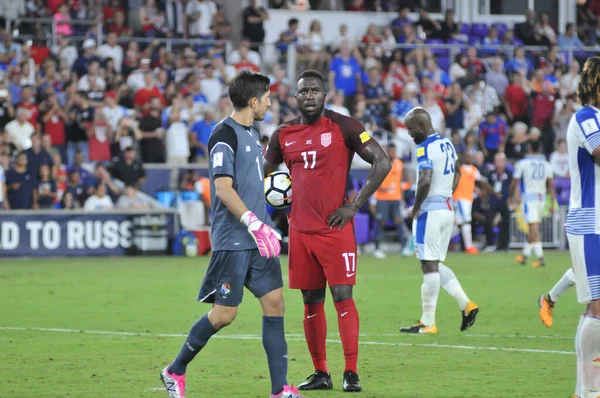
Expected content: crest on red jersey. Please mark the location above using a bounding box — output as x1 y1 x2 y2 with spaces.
321 133 332 147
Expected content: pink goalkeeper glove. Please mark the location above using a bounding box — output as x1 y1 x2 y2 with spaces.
241 211 282 258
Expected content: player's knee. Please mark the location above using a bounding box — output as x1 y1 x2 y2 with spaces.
302 288 326 305
330 285 353 302
421 261 438 274
208 305 238 329
588 300 600 318
260 289 285 317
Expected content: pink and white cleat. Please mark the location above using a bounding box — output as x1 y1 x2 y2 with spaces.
271 385 304 398
160 366 186 398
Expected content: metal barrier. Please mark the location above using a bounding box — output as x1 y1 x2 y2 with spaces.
508 206 566 249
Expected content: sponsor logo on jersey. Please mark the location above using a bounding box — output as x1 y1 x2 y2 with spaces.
321 133 332 147
416 147 425 158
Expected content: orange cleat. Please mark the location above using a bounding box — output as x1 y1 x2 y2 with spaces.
532 258 546 268
538 294 554 327
465 246 480 254
516 255 527 265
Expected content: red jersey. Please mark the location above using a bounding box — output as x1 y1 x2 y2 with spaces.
504 84 528 118
19 103 39 129
531 94 555 128
44 112 65 146
265 109 373 234
133 87 166 109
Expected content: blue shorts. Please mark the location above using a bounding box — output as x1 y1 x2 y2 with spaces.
567 233 600 303
197 250 283 307
376 200 401 222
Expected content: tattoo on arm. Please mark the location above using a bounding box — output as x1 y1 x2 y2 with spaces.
350 141 392 211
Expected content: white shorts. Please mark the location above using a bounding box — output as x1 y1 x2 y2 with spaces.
523 200 545 224
413 209 454 262
454 199 472 225
567 233 600 304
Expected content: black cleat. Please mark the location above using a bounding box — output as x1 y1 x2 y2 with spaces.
460 301 479 331
342 370 362 392
297 370 333 391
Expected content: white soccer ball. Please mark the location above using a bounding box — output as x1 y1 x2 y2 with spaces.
264 171 292 209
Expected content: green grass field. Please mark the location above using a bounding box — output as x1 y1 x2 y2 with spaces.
0 252 581 398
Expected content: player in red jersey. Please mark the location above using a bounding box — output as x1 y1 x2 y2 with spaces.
264 70 392 393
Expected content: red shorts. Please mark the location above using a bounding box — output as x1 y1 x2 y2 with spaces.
288 225 358 290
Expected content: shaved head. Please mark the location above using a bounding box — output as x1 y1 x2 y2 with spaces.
405 107 434 144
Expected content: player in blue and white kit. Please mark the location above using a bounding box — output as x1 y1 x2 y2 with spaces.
563 57 600 398
510 140 555 268
399 108 479 334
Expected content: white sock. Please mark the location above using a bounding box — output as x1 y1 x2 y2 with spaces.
533 242 544 258
523 242 533 257
576 314 585 398
578 316 600 396
421 272 440 327
439 263 470 311
549 268 576 302
461 224 473 248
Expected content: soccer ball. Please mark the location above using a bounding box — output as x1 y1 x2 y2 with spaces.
264 171 292 209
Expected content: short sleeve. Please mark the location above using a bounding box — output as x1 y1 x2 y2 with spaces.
208 123 237 178
264 128 283 165
576 108 600 153
329 57 339 73
416 145 433 170
513 161 522 179
332 112 373 152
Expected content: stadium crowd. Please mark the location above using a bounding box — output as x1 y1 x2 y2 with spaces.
0 0 596 250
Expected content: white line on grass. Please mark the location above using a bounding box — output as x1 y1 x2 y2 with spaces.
0 326 574 355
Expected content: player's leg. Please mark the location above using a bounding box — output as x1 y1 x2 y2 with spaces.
289 228 332 391
531 201 546 267
400 212 441 334
539 267 576 327
246 252 300 398
575 312 585 398
458 200 478 254
517 202 534 265
374 201 387 259
391 200 407 251
162 251 247 398
572 234 600 396
317 226 361 392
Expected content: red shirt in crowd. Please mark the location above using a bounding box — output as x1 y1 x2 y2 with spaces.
44 112 65 146
235 61 260 72
504 83 528 119
531 93 556 128
133 87 166 109
19 103 39 129
46 0 63 13
30 45 50 65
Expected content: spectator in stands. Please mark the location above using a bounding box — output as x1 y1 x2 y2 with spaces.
18 85 38 132
211 5 232 42
134 71 166 113
138 97 166 163
0 29 20 72
77 60 106 98
65 95 93 163
466 46 484 80
364 67 387 127
96 32 124 74
479 112 508 163
60 191 79 209
439 8 463 42
53 35 77 72
486 57 509 100
483 26 501 46
486 152 512 251
112 118 141 160
505 121 529 160
449 53 468 83
553 95 578 142
415 7 441 39
72 39 101 79
25 133 54 176
400 24 429 70
185 0 217 40
33 163 57 209
110 146 146 188
102 91 130 132
327 89 350 116
445 82 467 136
0 86 15 131
5 107 34 151
0 152 6 209
200 63 224 106
116 185 149 209
190 108 215 160
347 0 367 12
68 150 90 183
505 46 533 76
88 111 112 163
139 0 166 38
329 41 362 112
243 0 269 50
391 7 411 40
54 3 73 36
561 60 581 98
5 151 33 209
307 20 330 74
538 11 557 45
165 101 190 166
558 22 585 48
465 77 500 131
107 10 132 38
515 10 545 46
423 90 445 134
531 80 556 153
41 93 67 152
504 71 529 124
500 29 521 50
84 182 114 210
550 138 569 179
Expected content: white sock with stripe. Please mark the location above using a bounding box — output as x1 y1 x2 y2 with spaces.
532 242 544 258
461 224 473 248
420 272 440 327
575 314 585 398
548 268 576 302
439 263 470 311
523 242 533 257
